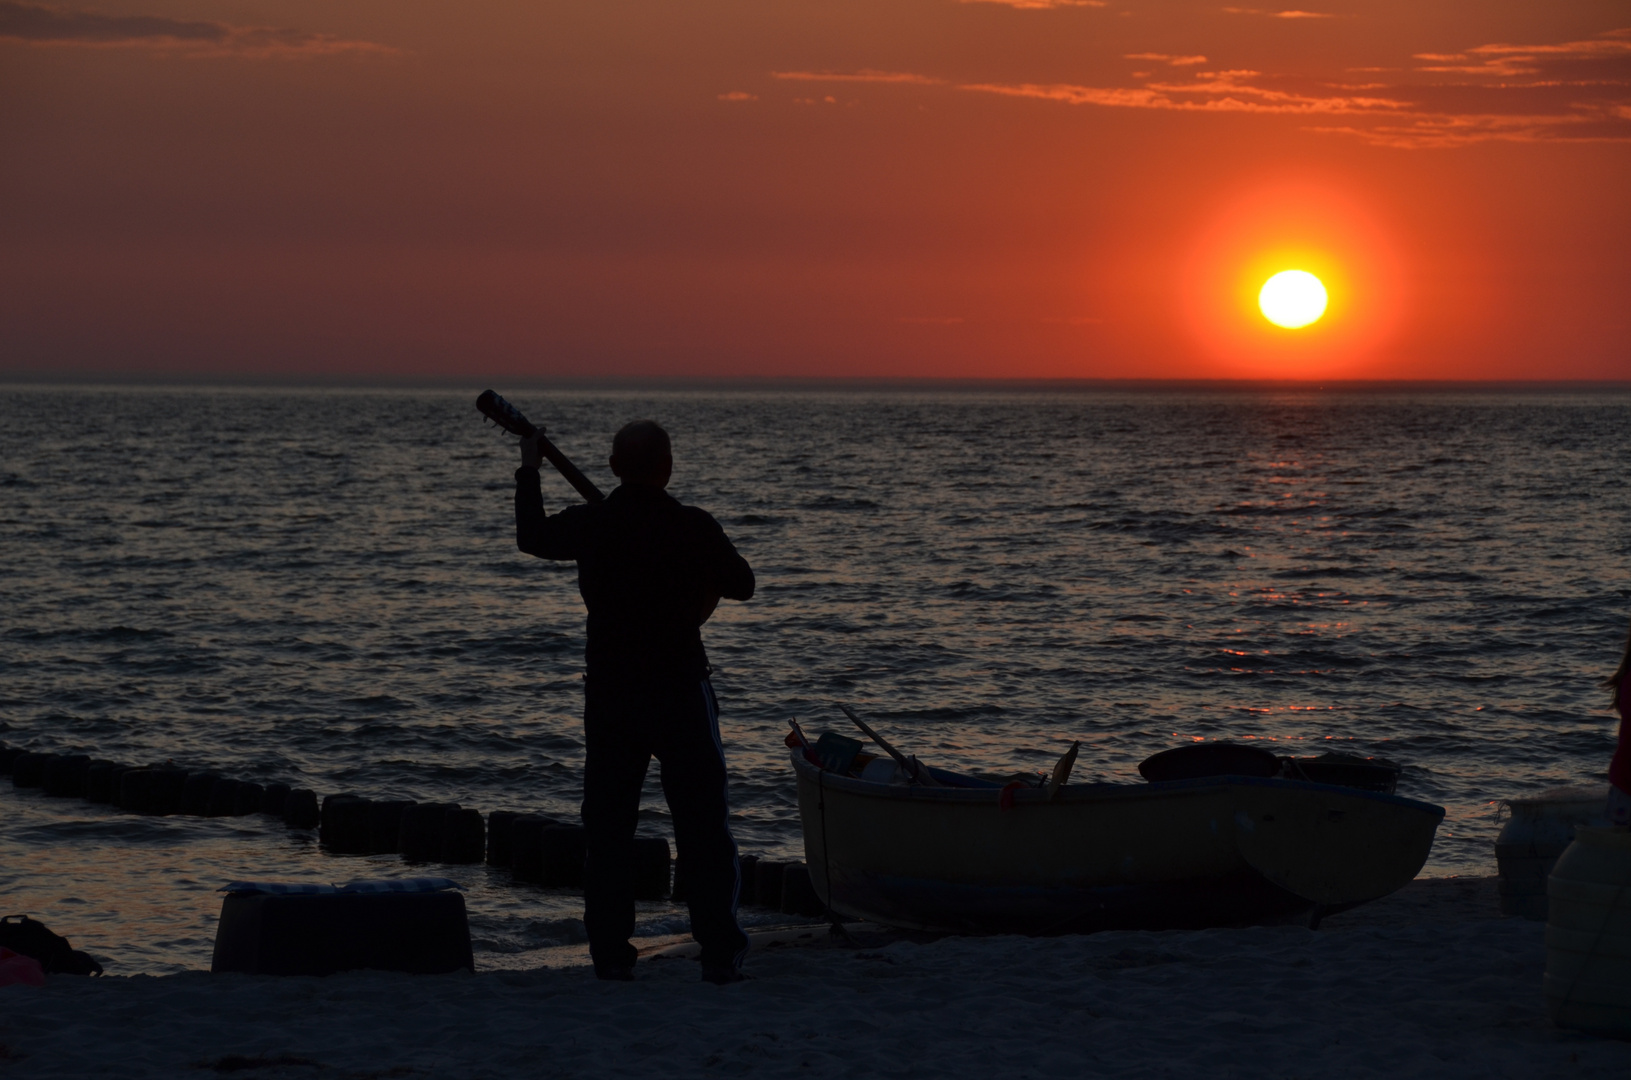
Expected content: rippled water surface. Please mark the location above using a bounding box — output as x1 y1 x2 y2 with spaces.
3 384 1628 973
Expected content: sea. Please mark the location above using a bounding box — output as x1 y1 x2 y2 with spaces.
2 383 1628 974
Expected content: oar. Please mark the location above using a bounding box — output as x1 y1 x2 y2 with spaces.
838 705 907 768
839 704 936 784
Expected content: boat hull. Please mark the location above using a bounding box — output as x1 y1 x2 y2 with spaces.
793 754 1444 934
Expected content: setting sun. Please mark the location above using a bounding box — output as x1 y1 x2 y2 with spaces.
1259 270 1329 329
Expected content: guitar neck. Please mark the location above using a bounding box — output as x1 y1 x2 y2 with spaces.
478 389 605 503
536 434 605 503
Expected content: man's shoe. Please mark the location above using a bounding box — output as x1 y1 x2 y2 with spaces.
594 964 635 981
700 966 749 985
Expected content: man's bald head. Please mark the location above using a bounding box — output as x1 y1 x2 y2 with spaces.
609 420 673 488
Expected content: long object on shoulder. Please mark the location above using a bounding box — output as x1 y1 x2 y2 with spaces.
475 389 605 503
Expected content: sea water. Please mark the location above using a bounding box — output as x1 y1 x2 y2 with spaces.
2 384 1627 973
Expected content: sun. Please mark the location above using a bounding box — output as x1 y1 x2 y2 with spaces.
1258 270 1328 329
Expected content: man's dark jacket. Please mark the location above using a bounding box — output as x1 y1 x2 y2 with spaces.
515 468 754 683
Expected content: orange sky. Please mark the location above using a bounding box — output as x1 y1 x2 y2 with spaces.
2 0 1628 380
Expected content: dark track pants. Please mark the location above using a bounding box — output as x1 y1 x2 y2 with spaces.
581 677 749 972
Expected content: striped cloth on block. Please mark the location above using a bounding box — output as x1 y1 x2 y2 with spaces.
219 881 338 895
219 877 460 895
336 877 461 894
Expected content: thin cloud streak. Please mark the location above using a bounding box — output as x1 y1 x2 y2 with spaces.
0 1 398 57
772 69 943 84
958 0 1107 9
964 70 1407 116
1126 53 1209 66
1414 33 1631 77
963 68 1631 146
1222 7 1339 17
768 26 1631 147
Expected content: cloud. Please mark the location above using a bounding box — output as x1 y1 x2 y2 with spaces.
773 69 942 85
0 1 397 57
1222 8 1338 17
1413 33 1631 77
966 29 1631 147
717 91 758 102
958 0 1107 9
1126 53 1209 66
966 69 1407 116
762 29 1630 148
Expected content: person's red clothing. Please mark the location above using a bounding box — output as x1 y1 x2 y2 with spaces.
1611 679 1631 796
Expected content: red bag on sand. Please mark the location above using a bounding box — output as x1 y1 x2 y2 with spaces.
0 946 46 988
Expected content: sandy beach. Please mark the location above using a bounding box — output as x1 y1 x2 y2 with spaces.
3 877 1626 1079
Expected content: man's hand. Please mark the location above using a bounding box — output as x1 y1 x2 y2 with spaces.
519 432 544 470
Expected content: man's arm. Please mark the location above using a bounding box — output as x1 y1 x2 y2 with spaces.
515 436 582 560
693 510 754 602
715 540 754 602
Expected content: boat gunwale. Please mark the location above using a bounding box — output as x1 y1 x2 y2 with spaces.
790 751 1446 819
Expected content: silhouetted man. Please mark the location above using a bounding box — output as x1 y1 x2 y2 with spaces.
514 419 754 983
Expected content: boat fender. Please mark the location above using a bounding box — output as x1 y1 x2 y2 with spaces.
999 781 1026 812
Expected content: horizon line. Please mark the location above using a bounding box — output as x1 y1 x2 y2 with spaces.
3 374 1631 394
